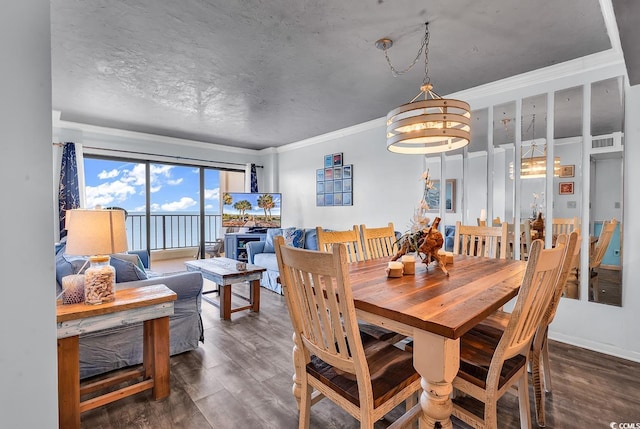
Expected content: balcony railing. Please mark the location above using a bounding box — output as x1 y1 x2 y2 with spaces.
126 213 222 251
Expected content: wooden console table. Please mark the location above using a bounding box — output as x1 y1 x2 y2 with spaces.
57 284 177 429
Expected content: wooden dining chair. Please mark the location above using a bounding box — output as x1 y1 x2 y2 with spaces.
463 231 578 427
589 218 618 301
453 221 509 259
520 219 533 261
451 239 566 429
273 236 422 429
316 226 404 344
551 216 579 237
359 222 398 260
316 226 365 263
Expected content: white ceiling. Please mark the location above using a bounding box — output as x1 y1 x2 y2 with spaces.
51 0 622 150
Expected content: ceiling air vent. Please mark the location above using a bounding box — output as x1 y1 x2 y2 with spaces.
592 137 614 149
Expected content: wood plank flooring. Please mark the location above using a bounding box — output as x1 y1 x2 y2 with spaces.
80 280 640 428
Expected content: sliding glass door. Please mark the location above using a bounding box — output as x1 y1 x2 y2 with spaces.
84 156 239 259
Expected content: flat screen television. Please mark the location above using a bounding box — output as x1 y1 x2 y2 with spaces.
222 192 282 228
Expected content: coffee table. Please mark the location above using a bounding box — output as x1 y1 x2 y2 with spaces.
185 257 266 320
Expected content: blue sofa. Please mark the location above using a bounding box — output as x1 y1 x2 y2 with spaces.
247 227 318 294
56 248 204 379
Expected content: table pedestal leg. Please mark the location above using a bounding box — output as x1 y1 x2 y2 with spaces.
58 335 80 429
412 330 459 429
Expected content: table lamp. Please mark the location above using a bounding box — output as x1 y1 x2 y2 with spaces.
65 208 128 304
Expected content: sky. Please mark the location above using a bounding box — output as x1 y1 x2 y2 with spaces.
83 158 221 213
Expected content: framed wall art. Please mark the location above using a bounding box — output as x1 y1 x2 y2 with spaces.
560 165 575 178
559 182 574 195
316 154 353 206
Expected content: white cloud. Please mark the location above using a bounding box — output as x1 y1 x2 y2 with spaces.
160 197 197 211
204 187 219 200
85 181 136 209
97 169 120 179
150 185 162 193
167 178 183 186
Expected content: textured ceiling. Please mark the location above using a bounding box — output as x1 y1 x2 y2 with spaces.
51 0 613 150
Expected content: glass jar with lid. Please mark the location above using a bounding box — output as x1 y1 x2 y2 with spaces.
84 255 116 305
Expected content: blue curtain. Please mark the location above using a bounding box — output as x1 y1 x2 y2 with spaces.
58 142 80 239
250 163 258 192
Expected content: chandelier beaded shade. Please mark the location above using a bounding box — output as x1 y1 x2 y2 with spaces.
377 23 470 154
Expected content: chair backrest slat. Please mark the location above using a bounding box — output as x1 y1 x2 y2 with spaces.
590 218 618 270
453 221 508 259
552 216 580 237
360 222 397 260
495 240 566 364
274 236 367 376
316 226 365 263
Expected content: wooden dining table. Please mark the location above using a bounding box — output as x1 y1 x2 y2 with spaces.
342 255 526 428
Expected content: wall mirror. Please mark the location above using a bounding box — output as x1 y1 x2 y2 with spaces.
553 85 584 299
588 76 624 306
520 94 548 247
444 74 624 306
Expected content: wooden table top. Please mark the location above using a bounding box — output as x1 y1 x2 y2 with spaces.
349 256 527 339
56 284 176 323
185 257 266 278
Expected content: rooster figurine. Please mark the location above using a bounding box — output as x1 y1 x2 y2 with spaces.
392 217 448 275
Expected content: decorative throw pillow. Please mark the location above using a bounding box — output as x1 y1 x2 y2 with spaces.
110 256 148 283
263 227 297 253
263 228 283 253
284 228 305 248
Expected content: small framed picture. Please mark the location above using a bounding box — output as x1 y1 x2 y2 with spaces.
316 181 324 194
325 180 334 194
325 193 334 206
334 180 343 193
343 178 352 192
333 153 343 167
334 193 343 205
334 167 342 180
559 182 574 195
316 169 324 181
343 165 352 179
316 194 325 206
343 192 352 205
324 154 333 168
560 165 575 178
324 168 333 180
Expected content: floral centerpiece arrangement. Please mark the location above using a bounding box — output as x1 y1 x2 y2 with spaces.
392 170 447 274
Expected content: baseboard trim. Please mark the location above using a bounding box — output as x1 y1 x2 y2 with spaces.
548 331 640 364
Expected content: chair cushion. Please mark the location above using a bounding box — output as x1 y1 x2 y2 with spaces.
306 333 419 408
458 324 526 390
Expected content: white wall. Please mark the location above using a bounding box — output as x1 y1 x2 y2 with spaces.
277 121 423 232
0 1 58 427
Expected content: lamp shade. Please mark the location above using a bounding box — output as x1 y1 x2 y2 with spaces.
65 209 128 256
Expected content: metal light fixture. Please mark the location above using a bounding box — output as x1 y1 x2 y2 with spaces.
520 114 560 179
377 23 471 154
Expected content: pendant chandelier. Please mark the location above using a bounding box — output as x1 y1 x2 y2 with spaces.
377 23 470 154
520 114 560 179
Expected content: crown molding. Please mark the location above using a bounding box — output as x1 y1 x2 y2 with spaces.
277 116 385 153
52 110 260 155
